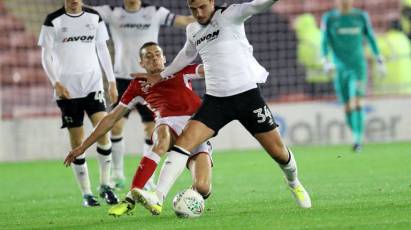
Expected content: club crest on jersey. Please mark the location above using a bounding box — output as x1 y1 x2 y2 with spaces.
86 24 96 30
195 30 219 46
62 35 94 43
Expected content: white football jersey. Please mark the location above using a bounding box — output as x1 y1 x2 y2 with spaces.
95 4 175 79
38 7 109 99
163 1 276 97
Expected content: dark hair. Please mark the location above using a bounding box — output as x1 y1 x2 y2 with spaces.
139 42 160 58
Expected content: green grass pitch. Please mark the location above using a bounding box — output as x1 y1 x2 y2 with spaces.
0 142 410 229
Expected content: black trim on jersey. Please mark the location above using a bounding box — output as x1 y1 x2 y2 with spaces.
43 7 65 26
83 7 103 22
170 14 176 27
109 5 115 11
164 13 171 26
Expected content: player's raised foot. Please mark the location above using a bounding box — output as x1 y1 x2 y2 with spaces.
352 143 362 153
99 185 120 205
108 197 135 217
131 188 162 215
82 194 100 207
286 179 312 208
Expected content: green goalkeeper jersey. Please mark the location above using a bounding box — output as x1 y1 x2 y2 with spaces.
321 8 380 70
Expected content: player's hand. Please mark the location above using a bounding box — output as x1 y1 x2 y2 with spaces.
64 146 85 167
376 56 387 79
54 82 71 99
322 58 335 76
108 81 118 104
130 72 162 88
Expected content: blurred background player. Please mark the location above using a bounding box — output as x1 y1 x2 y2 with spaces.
91 0 194 190
321 0 386 152
132 0 312 212
64 42 212 216
38 0 119 206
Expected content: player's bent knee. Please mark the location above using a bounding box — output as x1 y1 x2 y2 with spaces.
152 139 170 155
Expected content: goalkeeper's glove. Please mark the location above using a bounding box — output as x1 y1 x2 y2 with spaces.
375 56 387 79
322 58 335 77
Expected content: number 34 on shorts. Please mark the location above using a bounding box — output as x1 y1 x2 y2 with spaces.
253 105 274 125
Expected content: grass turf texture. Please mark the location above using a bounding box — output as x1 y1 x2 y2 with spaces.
0 142 410 230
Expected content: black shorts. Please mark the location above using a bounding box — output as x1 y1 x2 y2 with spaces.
114 78 154 122
191 88 278 135
56 91 107 129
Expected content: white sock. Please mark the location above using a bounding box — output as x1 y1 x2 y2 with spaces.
155 145 190 203
111 135 125 180
279 149 299 188
97 143 112 186
71 155 92 195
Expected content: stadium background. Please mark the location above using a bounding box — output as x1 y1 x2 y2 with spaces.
1 0 410 162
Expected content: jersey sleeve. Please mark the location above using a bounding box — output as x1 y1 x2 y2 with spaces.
93 5 112 23
160 26 198 78
223 0 277 23
320 13 330 58
119 80 144 109
362 12 380 57
157 6 176 27
96 20 110 43
38 15 56 48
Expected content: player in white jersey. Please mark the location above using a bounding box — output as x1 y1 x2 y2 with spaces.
133 0 312 212
38 0 119 207
92 0 194 189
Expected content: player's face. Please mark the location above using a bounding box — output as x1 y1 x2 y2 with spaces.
124 0 141 9
188 0 215 25
337 0 353 11
140 45 166 74
65 0 83 13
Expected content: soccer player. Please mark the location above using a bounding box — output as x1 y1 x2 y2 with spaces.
63 42 212 216
92 0 194 189
321 0 385 152
132 0 312 213
38 0 119 207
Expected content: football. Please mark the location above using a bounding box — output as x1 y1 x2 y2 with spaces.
172 188 205 218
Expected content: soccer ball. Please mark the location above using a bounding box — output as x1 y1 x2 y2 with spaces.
172 188 205 218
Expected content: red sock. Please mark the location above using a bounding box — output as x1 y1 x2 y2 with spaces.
130 157 158 189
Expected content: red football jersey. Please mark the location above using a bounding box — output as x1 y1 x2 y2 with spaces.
120 64 202 118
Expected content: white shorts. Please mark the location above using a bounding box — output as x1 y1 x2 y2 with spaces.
154 116 213 162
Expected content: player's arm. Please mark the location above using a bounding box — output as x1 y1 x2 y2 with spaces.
173 15 195 28
64 105 128 166
160 32 198 79
157 6 194 28
362 12 385 76
38 15 71 99
95 19 118 103
225 0 278 23
320 13 330 59
363 12 381 59
320 13 334 74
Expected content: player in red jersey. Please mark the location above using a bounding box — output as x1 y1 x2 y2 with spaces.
64 42 212 216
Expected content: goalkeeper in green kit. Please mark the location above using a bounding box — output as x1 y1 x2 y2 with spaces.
321 0 386 152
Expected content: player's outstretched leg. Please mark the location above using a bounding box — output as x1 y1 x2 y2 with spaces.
254 129 312 208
